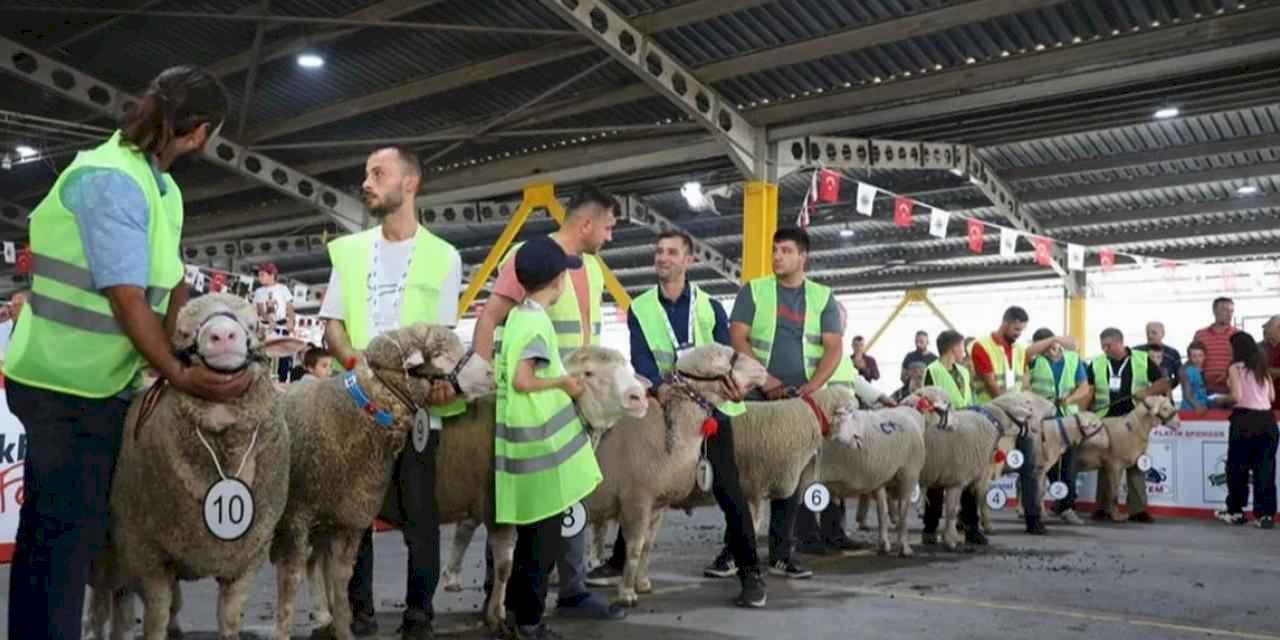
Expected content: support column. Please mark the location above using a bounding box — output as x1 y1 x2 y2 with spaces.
1064 271 1087 356
741 181 778 282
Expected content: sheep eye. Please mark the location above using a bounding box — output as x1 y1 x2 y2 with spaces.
583 370 594 378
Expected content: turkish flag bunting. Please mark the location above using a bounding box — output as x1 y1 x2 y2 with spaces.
1099 249 1115 271
15 247 32 275
1033 237 1052 266
966 219 984 253
893 196 912 227
817 169 840 203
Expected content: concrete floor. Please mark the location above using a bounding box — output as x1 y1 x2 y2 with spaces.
3 508 1279 639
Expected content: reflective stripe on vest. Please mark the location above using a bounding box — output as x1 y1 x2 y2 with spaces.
747 276 830 379
494 304 602 525
926 360 973 409
495 240 604 359
1090 350 1150 417
970 334 1026 406
1029 351 1081 415
327 225 465 417
4 130 182 398
630 284 743 416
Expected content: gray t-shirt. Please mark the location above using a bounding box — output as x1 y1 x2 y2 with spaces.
731 281 841 388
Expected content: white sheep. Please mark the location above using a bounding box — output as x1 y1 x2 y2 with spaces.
1070 395 1180 521
1029 410 1108 509
904 388 1040 550
87 293 304 640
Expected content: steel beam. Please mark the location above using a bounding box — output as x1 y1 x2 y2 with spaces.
1024 161 1280 204
626 196 741 285
0 34 365 232
536 0 762 176
181 233 327 265
1002 133 1280 182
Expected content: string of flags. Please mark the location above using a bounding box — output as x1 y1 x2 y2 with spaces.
798 169 1202 275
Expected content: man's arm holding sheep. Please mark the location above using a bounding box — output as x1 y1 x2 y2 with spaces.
796 298 843 396
163 280 189 338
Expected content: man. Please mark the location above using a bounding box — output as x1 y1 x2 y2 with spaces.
472 185 625 622
851 335 879 382
0 288 31 363
729 227 842 580
920 330 978 543
586 230 765 608
901 330 937 383
1089 327 1170 524
252 262 296 382
968 306 1071 536
3 66 247 640
1027 328 1092 525
1193 297 1238 394
892 361 926 403
320 146 463 639
1264 316 1280 411
1135 321 1182 390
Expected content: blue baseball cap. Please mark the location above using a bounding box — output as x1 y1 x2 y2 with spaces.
515 236 582 291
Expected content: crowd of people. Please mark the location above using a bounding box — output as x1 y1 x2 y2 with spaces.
2 64 1278 640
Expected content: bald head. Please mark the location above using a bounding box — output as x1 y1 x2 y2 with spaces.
1145 321 1165 347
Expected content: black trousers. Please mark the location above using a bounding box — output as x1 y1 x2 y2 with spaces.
922 486 979 534
607 412 760 571
1225 410 1279 517
794 498 848 544
507 515 562 627
1050 448 1079 513
350 430 442 620
6 379 129 640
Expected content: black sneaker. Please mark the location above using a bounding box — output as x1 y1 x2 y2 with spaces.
964 529 988 546
585 563 623 587
768 559 813 579
1215 510 1246 525
1259 516 1275 530
703 548 738 578
1129 511 1155 524
921 531 938 545
735 567 767 609
398 613 433 640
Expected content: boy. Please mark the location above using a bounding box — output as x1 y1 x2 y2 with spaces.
496 236 603 640
300 347 333 382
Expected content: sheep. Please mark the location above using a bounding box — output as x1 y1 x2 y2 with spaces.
275 338 649 638
819 400 930 557
87 293 305 640
1028 410 1108 510
904 388 1041 550
1070 395 1180 521
269 323 495 640
976 392 1056 532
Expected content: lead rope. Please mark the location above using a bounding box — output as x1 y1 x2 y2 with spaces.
195 426 259 483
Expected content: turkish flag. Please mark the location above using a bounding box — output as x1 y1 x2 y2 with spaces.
893 196 912 227
1100 249 1115 272
15 247 31 275
817 169 840 203
966 219 984 253
210 272 226 292
1033 237 1052 266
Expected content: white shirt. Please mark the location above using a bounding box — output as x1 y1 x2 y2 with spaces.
319 231 461 336
252 283 294 324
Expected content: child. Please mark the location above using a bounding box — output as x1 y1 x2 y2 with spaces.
1180 341 1210 413
495 236 603 640
301 346 333 382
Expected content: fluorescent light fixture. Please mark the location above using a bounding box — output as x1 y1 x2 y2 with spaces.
1236 185 1260 196
949 167 965 176
14 145 36 159
839 227 855 238
1154 106 1180 119
296 53 325 69
681 181 709 211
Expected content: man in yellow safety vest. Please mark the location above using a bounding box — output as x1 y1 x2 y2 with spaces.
1028 328 1092 525
320 146 463 639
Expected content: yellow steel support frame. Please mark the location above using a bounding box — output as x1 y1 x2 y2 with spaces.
1065 294 1087 357
865 288 956 351
456 183 633 320
741 181 778 282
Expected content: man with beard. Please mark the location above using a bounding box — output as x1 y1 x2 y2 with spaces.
320 146 463 639
472 185 627 622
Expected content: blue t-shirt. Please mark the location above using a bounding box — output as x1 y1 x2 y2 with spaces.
58 161 168 291
1181 365 1209 410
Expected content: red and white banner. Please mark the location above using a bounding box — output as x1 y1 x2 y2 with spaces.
817 169 841 203
893 196 912 227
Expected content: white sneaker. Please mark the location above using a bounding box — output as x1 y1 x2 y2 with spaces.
1057 510 1083 525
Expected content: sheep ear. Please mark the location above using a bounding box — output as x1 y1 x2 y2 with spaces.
261 337 307 359
634 375 652 390
403 350 425 368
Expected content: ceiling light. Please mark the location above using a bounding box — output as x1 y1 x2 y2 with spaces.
296 53 325 69
1154 106 1180 119
15 145 36 159
839 227 855 238
681 181 709 211
1236 185 1260 196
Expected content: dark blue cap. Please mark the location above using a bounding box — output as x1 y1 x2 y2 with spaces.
515 236 583 291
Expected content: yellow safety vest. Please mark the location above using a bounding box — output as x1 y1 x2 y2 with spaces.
498 239 603 361
630 284 744 416
746 275 832 381
5 131 182 398
1029 351 1082 416
1090 350 1150 417
970 334 1026 406
925 360 973 409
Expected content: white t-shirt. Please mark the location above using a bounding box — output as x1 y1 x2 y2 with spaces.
319 232 461 336
253 283 294 325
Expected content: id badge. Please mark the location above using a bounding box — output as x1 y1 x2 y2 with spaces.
1109 376 1122 392
1003 369 1015 390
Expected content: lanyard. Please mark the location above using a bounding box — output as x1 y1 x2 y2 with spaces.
1108 357 1129 380
368 232 414 328
661 283 698 353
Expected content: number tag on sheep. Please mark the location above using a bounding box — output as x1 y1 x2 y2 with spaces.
1006 449 1024 470
413 409 430 453
561 502 587 538
985 487 1008 511
696 459 714 492
1136 454 1153 472
804 483 831 512
1049 481 1069 500
204 478 255 541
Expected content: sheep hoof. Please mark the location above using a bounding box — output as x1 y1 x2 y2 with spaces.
878 543 892 555
899 545 913 558
441 573 463 592
167 628 184 640
308 611 332 627
856 524 872 532
636 578 653 594
308 624 338 640
942 541 958 552
618 591 639 608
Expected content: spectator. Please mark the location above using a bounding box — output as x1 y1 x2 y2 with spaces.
1136 321 1182 390
850 335 879 382
891 360 926 403
900 330 937 383
1180 341 1211 415
0 288 31 362
1263 316 1280 411
300 347 334 382
1214 332 1277 529
1193 297 1238 395
253 262 297 382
